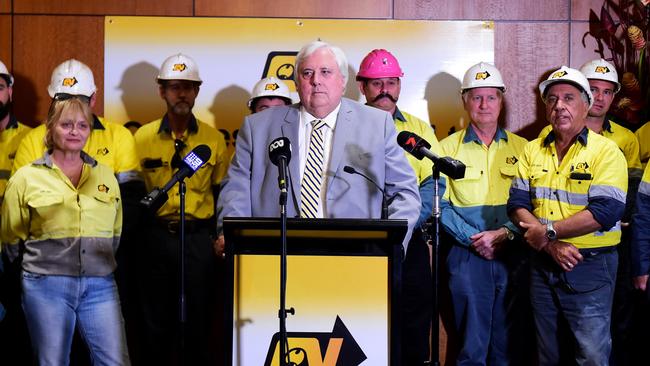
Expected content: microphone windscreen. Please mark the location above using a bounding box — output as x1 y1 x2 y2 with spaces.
268 137 292 166
183 144 211 172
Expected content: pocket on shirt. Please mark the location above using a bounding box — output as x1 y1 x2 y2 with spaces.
448 167 482 205
27 194 65 234
88 192 119 235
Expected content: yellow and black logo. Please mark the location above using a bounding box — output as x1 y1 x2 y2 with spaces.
506 156 518 165
62 77 78 87
96 147 109 156
265 83 280 91
475 71 491 80
97 184 109 193
551 70 568 79
594 66 610 74
264 316 366 366
262 51 298 92
574 162 590 171
172 63 187 72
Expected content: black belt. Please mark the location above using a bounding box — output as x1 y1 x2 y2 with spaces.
578 246 617 256
155 218 213 235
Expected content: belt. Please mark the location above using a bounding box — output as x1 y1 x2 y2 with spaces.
155 218 213 235
578 246 617 256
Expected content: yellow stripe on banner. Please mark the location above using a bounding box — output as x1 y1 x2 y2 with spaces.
237 229 388 239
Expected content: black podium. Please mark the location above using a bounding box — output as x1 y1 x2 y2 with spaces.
222 217 407 366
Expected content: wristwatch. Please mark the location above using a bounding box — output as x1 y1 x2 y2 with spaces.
546 222 558 241
503 226 515 241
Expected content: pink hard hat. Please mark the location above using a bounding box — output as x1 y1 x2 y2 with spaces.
356 49 404 80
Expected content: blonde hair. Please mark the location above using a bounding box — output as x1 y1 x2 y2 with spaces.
44 97 93 150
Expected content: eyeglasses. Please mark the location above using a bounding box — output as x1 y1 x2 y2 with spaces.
171 139 186 169
52 93 91 104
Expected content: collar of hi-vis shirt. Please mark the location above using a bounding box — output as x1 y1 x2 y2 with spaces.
543 126 589 147
298 102 341 218
157 114 199 137
462 123 509 145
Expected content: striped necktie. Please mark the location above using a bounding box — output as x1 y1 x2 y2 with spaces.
300 119 327 218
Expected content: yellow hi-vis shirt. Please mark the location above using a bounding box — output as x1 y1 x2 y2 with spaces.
0 115 30 202
539 119 642 179
12 116 141 184
1 152 122 276
635 121 650 169
440 125 527 245
134 115 228 219
510 128 627 249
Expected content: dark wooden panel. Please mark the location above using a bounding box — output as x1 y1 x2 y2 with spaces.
0 15 10 69
196 0 391 18
495 22 570 140
395 0 569 20
12 15 104 126
0 0 11 13
14 0 192 16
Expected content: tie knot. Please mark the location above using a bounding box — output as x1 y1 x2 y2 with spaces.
312 119 326 131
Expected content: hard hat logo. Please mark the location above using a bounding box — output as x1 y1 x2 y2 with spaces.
97 184 109 193
475 71 491 81
62 77 78 87
172 63 187 72
551 70 568 79
264 83 280 91
594 66 610 74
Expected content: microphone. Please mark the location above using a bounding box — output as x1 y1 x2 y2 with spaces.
268 137 292 205
140 144 212 211
397 131 466 180
343 165 389 219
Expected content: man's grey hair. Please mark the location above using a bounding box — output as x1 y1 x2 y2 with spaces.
294 40 349 84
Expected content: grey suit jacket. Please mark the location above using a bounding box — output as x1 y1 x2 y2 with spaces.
217 97 421 250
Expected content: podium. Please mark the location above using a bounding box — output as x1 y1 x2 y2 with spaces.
223 217 407 366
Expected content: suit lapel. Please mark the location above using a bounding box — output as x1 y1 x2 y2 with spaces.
281 105 301 214
326 99 353 193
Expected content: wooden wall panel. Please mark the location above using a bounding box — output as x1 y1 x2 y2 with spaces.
570 21 604 68
395 0 569 20
12 15 104 126
571 0 603 21
0 15 10 69
495 22 570 139
0 0 10 13
14 0 192 16
196 0 391 18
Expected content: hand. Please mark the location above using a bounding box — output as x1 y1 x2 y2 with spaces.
470 229 507 260
213 235 225 259
633 275 649 291
543 240 583 272
519 221 549 251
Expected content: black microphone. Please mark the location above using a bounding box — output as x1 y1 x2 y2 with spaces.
397 131 466 180
140 144 212 211
343 165 389 219
269 137 292 205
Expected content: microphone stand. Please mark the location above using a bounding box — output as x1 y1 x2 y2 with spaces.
179 180 187 364
425 164 441 366
277 157 294 366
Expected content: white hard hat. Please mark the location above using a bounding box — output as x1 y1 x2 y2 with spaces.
0 60 14 86
461 62 506 93
157 53 202 84
580 58 621 93
47 59 97 98
247 77 292 108
539 66 594 108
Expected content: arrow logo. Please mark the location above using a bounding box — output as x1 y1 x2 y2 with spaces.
264 316 367 366
475 71 491 80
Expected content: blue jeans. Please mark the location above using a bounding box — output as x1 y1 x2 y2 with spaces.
531 249 617 366
447 244 530 366
21 272 130 366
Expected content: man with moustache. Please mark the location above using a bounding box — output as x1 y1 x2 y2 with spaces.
508 67 627 364
356 48 437 364
217 41 419 260
134 53 228 365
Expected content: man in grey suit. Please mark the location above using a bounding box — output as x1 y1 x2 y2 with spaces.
216 40 420 254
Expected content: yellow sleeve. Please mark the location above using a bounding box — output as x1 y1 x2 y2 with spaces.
1 172 30 248
12 126 46 174
212 131 229 185
110 123 140 174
